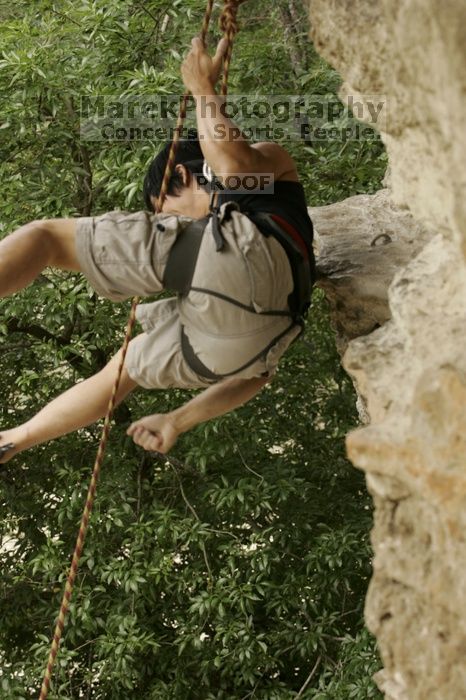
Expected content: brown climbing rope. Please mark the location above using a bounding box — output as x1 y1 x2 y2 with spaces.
156 0 246 212
38 1 245 698
219 0 247 96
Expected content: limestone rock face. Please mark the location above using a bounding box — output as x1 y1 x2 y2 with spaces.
310 189 433 354
308 1 466 698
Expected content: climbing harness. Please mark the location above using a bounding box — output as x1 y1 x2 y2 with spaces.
162 204 313 381
38 1 245 698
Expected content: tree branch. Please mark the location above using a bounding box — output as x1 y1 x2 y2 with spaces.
6 317 108 374
295 655 322 698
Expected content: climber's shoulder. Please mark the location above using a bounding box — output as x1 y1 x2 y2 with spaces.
251 141 299 182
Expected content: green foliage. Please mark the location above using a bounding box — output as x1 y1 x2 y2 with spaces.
0 0 385 697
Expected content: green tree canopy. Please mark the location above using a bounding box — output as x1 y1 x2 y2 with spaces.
0 1 386 697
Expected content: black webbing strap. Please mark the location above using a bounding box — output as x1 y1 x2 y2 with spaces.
181 320 299 382
190 285 291 317
209 190 226 251
162 216 210 294
181 327 219 381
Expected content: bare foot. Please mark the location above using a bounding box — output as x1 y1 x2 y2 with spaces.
0 427 30 464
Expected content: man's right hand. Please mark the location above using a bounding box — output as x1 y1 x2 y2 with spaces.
181 37 228 95
127 413 180 454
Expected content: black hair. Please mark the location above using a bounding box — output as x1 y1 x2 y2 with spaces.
143 129 206 212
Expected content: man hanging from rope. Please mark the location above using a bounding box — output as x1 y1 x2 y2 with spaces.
0 37 315 464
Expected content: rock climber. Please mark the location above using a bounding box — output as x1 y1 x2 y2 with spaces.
0 37 315 463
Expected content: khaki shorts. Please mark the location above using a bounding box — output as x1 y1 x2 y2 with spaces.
75 207 300 390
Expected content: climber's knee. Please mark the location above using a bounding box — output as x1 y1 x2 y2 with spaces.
41 219 81 271
103 347 139 404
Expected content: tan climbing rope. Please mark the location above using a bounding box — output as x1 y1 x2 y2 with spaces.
38 2 246 698
156 0 245 212
219 0 247 96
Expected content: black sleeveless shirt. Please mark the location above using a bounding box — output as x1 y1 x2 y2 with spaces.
217 180 314 261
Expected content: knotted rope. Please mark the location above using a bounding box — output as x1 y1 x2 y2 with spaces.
219 0 247 96
38 1 246 698
156 0 246 212
155 0 215 213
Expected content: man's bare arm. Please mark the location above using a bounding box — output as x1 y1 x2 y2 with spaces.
127 375 271 454
181 37 298 182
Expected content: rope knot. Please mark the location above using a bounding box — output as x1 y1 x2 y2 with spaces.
219 0 244 38
218 0 246 96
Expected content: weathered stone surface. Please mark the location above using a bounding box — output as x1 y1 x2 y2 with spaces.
308 1 466 698
310 189 433 353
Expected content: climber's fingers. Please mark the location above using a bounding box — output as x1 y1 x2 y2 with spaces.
213 37 229 66
131 427 163 453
